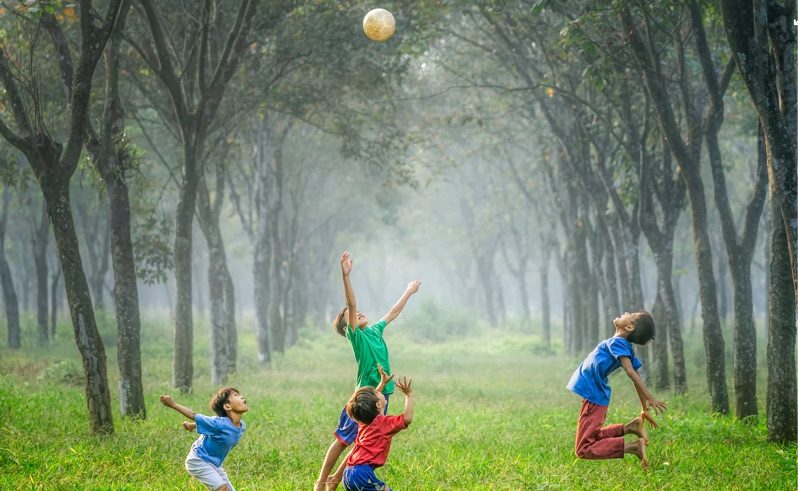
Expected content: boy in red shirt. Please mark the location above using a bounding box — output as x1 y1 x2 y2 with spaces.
342 374 414 491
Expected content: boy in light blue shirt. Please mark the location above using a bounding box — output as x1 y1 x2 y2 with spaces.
161 387 248 490
566 311 666 469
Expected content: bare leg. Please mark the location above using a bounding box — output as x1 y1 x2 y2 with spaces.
623 416 648 443
315 439 346 491
624 438 648 470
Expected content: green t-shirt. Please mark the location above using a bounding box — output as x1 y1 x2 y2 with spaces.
345 319 394 394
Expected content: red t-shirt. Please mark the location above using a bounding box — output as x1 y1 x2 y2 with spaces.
346 414 407 468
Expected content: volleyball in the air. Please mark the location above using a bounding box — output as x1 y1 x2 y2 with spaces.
363 8 395 42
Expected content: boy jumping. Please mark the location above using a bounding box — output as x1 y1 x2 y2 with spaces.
566 310 667 469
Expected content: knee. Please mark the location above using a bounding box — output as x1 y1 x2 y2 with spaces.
215 485 231 491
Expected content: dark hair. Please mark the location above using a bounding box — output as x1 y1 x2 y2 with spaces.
346 387 380 424
627 311 655 345
210 387 239 417
333 308 348 337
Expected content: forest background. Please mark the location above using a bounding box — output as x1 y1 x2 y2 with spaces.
0 0 795 489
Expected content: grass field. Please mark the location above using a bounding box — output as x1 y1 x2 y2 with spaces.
1 313 795 490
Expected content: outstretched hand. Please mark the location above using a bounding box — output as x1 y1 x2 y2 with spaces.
646 398 667 415
406 280 421 295
377 363 394 388
395 376 413 395
159 395 174 407
341 251 353 276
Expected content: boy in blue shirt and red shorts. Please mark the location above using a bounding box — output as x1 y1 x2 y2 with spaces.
567 311 667 469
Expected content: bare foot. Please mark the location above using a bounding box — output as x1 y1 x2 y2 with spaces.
182 421 196 432
625 416 649 444
625 438 649 470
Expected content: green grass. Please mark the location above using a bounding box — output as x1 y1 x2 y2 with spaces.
0 314 795 490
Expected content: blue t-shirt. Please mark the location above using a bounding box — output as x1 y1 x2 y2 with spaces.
566 336 643 406
190 414 246 468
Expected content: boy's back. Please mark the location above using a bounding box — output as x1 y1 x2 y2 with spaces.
347 413 408 468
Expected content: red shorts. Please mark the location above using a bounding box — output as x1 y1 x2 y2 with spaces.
574 399 625 459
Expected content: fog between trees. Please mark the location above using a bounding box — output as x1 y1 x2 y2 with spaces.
0 1 793 442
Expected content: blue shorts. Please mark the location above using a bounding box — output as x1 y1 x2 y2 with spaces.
334 394 390 445
343 464 390 491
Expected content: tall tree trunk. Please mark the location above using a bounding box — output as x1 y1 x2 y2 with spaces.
107 179 146 418
91 220 111 312
0 187 20 349
32 203 49 345
223 268 237 373
652 249 687 394
539 250 551 348
651 293 670 390
197 177 231 385
44 178 113 434
766 193 797 442
172 137 200 391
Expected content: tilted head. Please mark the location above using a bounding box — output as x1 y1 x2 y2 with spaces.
333 308 369 336
614 310 655 345
210 387 248 417
346 386 386 425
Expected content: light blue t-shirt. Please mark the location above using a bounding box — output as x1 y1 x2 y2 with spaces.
566 336 643 406
190 414 246 468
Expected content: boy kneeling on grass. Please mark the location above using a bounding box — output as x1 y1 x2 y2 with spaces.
340 367 414 491
160 387 248 491
566 310 667 469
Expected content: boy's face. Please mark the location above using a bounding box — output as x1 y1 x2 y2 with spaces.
345 308 368 328
375 391 386 413
613 312 643 331
224 391 249 414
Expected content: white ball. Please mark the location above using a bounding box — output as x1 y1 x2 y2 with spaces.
363 8 395 42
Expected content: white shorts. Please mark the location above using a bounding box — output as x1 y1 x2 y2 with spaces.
185 451 235 491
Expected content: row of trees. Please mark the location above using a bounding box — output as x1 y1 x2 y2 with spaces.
0 0 793 444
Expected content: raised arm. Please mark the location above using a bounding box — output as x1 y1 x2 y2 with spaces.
341 252 357 330
395 377 414 425
160 395 197 420
620 357 667 417
381 280 421 325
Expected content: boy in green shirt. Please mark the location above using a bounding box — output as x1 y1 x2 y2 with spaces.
315 251 420 491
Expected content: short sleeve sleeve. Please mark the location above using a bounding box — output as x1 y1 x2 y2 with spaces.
608 338 642 370
372 319 387 334
194 414 221 436
382 414 407 436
